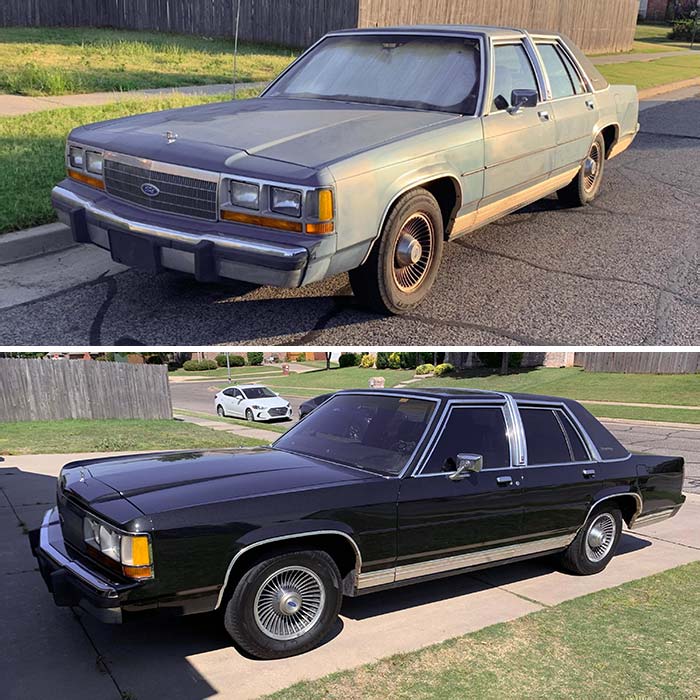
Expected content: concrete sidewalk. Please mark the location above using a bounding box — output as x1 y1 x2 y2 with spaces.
0 81 267 117
174 412 277 442
2 451 698 700
590 48 696 64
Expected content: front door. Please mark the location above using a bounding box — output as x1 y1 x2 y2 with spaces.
517 403 607 542
535 41 600 176
478 41 556 224
397 403 522 581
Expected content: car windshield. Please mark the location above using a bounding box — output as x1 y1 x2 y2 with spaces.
274 394 436 476
265 34 481 115
242 387 276 399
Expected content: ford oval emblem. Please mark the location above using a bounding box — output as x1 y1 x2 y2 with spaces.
141 183 160 197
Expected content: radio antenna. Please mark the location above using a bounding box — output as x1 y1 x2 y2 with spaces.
232 0 241 99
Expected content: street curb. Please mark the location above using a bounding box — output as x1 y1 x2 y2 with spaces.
601 417 699 430
0 222 74 265
638 76 700 100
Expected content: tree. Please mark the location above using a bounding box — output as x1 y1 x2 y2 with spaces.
324 352 332 370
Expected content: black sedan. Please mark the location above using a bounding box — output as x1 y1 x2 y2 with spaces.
298 392 334 419
32 388 684 659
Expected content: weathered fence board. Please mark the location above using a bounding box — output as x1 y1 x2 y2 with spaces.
0 358 172 422
0 0 638 53
574 352 700 374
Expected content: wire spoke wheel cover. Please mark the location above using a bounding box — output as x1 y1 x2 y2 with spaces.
391 212 435 292
584 512 616 562
253 566 326 641
583 141 601 193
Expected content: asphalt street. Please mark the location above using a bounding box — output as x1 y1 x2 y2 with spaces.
1 90 699 344
169 379 700 493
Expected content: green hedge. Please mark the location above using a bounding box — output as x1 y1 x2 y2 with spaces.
182 359 218 371
669 19 700 41
339 352 360 368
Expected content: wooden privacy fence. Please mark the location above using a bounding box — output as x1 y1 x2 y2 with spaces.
1 0 638 53
0 358 172 422
574 353 700 374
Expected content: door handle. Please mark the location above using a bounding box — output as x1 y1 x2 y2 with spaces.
496 476 513 486
582 469 596 478
585 100 595 110
537 110 550 121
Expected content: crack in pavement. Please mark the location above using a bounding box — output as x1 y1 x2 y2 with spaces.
89 275 118 346
454 241 700 307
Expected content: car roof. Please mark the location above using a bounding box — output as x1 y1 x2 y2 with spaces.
335 386 576 405
328 24 529 41
225 384 269 389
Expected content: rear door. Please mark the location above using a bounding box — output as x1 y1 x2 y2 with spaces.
517 403 606 541
479 40 556 220
397 402 523 579
534 40 599 176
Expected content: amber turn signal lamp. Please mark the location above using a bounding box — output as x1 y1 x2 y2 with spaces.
305 221 335 234
122 564 154 579
220 209 303 233
68 169 105 190
317 189 334 221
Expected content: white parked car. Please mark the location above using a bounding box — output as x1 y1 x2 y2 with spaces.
215 384 292 422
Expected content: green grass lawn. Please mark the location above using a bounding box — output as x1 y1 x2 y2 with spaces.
0 91 258 234
584 403 700 425
0 418 266 455
174 408 289 434
169 365 285 378
0 27 296 96
598 52 700 90
632 21 700 52
263 367 416 393
268 561 700 700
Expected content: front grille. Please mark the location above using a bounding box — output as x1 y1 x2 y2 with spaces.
104 159 217 221
269 407 288 417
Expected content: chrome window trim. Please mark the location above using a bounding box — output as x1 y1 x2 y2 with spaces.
271 390 443 479
356 532 575 590
214 530 362 609
411 394 518 477
517 404 595 466
264 30 488 119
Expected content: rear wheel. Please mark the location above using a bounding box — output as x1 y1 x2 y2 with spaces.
245 408 254 422
557 132 606 207
560 504 622 575
216 405 226 417
349 188 444 315
223 549 342 659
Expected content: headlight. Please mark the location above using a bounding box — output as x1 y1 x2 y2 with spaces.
230 180 259 210
271 187 302 217
83 515 153 580
85 151 104 175
251 404 264 410
69 146 84 169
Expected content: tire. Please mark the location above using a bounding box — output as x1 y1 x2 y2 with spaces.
216 405 226 417
349 187 444 315
223 549 342 659
560 503 622 575
557 132 606 207
245 408 254 422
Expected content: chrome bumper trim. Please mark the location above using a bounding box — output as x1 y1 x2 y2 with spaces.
51 185 308 262
39 507 118 597
630 505 682 529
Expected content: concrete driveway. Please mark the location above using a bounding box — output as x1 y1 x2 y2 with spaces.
1 89 698 345
2 437 699 700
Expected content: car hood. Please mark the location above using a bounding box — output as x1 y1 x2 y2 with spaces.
71 96 459 172
244 396 288 408
66 447 372 515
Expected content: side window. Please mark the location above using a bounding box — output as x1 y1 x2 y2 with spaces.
558 413 590 462
422 407 510 474
223 388 235 397
558 46 587 95
232 389 242 399
520 407 572 465
492 44 538 111
537 43 576 99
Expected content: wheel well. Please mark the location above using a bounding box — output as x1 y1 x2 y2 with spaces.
600 124 619 158
419 177 462 239
598 495 640 527
218 533 360 606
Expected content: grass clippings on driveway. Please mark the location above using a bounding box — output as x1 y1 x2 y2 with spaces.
0 91 255 234
268 561 700 700
0 27 295 96
0 418 266 455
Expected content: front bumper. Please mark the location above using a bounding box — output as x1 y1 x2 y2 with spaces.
31 508 130 623
254 405 293 421
52 181 335 287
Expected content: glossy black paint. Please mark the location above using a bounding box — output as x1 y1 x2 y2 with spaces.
41 388 685 621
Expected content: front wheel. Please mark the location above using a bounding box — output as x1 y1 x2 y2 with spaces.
223 550 342 659
560 504 622 575
216 404 226 417
557 132 606 207
245 408 254 422
349 187 444 315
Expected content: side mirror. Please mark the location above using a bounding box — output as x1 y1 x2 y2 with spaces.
508 88 538 114
448 453 483 481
